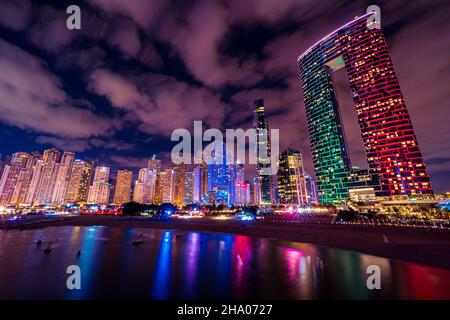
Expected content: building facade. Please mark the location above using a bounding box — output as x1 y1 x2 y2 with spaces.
277 148 308 205
298 13 432 204
88 166 111 204
113 170 133 205
253 99 273 204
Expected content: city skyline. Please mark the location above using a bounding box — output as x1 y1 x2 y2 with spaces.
0 1 449 194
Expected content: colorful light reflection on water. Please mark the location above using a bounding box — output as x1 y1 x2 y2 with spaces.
0 226 449 299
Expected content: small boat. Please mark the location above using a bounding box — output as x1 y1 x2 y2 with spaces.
43 245 52 253
132 239 144 246
77 250 81 257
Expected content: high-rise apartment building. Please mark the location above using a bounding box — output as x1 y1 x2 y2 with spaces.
184 171 194 204
253 99 273 204
298 13 432 204
133 168 157 204
51 152 75 204
0 152 33 204
26 149 61 204
113 170 133 205
278 149 308 205
65 160 93 203
87 166 111 204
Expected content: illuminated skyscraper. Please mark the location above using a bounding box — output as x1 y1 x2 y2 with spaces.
88 166 111 204
192 165 207 203
184 171 194 204
230 163 246 206
253 99 273 204
26 149 61 204
304 174 318 204
172 164 186 206
51 151 75 204
65 160 93 203
133 168 157 204
207 142 230 205
278 149 308 204
160 169 175 203
148 156 162 172
113 170 133 205
0 152 33 204
298 13 432 204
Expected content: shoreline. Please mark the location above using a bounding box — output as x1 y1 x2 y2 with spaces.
4 215 450 270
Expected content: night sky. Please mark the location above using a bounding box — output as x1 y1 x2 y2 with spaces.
0 0 449 192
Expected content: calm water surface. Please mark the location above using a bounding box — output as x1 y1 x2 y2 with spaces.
0 226 449 299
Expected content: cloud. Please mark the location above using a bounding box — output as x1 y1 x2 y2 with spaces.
0 0 32 31
88 69 150 111
88 69 227 136
109 155 149 169
36 136 135 153
35 136 91 152
0 39 114 138
107 17 141 58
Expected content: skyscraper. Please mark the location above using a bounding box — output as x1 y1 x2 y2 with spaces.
65 160 93 203
26 149 61 204
192 165 207 203
133 168 157 204
298 13 432 204
207 142 230 205
160 169 175 203
172 164 186 206
304 174 318 204
88 166 111 204
230 163 246 206
278 149 308 205
51 151 75 204
0 152 33 204
253 99 273 204
184 171 194 204
148 156 162 172
113 170 133 205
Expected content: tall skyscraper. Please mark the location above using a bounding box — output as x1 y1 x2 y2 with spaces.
26 148 61 204
148 156 162 172
113 170 133 205
304 174 318 204
230 163 246 206
51 151 75 204
192 165 207 203
298 13 432 204
65 160 93 203
160 169 175 203
253 99 273 204
88 166 111 204
251 177 260 205
172 164 186 205
0 154 5 181
277 149 308 205
153 171 164 205
184 171 194 204
133 168 157 204
0 152 33 204
207 142 231 205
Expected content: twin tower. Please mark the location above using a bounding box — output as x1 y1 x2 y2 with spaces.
298 13 432 204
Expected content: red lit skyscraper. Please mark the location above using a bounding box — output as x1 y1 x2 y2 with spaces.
298 13 432 203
